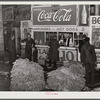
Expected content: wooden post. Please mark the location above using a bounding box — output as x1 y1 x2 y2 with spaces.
0 5 4 60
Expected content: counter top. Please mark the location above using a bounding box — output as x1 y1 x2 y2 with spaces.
35 45 78 50
35 45 50 48
59 46 78 50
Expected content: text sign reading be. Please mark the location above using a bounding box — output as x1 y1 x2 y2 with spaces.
92 17 100 24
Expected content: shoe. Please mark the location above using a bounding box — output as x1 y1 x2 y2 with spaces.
82 86 91 91
48 66 53 69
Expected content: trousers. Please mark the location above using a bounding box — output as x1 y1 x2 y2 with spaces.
25 50 32 61
84 63 95 87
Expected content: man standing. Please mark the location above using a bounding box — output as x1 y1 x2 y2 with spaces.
22 33 35 61
8 34 16 64
49 35 60 70
79 34 87 53
66 33 73 47
81 37 97 88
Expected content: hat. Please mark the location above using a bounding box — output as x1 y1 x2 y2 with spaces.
84 37 90 42
10 33 14 37
83 34 87 38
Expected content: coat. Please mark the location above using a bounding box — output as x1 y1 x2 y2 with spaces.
22 38 35 52
81 42 97 65
79 40 85 53
48 39 60 61
8 38 16 63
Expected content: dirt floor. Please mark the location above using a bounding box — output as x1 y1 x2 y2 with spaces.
0 62 11 91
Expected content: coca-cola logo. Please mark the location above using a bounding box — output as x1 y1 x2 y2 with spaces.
38 8 72 22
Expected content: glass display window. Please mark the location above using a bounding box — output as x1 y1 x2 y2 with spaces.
46 32 57 45
34 31 45 45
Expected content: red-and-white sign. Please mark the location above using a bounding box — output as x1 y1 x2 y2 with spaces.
32 5 76 25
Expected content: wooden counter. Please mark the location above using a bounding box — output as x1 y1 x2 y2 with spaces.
35 45 49 65
36 45 78 65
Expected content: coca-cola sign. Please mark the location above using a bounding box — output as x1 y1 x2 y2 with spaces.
32 5 76 25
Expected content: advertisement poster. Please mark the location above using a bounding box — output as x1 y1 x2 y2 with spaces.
37 46 49 65
32 5 77 25
2 6 14 21
14 5 31 20
59 47 78 62
95 49 100 63
78 5 89 26
20 20 32 39
90 16 100 47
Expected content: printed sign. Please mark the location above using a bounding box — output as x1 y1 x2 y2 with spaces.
59 47 78 62
32 26 90 33
79 5 89 26
32 5 76 25
95 49 100 63
37 46 49 65
90 16 100 47
91 16 100 25
14 5 31 20
3 6 14 21
20 20 32 39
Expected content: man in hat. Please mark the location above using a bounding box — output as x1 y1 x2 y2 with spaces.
81 37 97 89
8 33 16 64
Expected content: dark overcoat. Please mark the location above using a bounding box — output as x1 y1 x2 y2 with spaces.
8 38 16 63
48 39 60 61
81 42 97 64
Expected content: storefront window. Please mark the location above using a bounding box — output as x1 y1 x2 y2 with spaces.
46 32 57 45
58 32 85 47
58 32 74 47
34 31 45 45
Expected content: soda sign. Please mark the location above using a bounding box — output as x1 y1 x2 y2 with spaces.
38 9 72 22
32 5 76 25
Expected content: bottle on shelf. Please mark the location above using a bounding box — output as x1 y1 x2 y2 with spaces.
39 39 42 45
81 5 87 24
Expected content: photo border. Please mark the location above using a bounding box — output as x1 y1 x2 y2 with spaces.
0 0 100 99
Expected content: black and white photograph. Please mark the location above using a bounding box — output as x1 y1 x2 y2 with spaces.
1 0 100 99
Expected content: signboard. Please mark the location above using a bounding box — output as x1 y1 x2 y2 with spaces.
14 5 31 20
36 45 49 65
79 5 89 26
32 26 90 33
3 6 14 21
20 20 32 39
90 16 100 64
90 5 95 16
32 5 76 25
90 16 100 47
59 47 78 62
95 49 100 63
